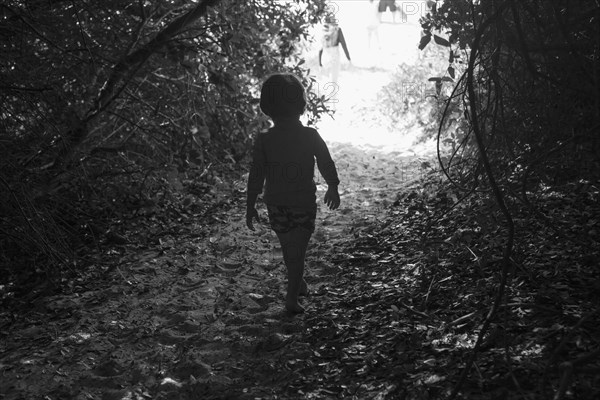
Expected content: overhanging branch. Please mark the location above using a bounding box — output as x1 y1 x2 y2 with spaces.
51 0 220 171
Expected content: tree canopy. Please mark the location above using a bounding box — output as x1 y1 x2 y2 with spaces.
0 0 329 282
420 0 600 189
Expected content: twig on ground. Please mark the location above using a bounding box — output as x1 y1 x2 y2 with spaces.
116 266 132 285
399 302 430 318
446 311 478 327
422 274 436 309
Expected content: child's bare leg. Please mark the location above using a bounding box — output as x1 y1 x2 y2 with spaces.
277 227 311 313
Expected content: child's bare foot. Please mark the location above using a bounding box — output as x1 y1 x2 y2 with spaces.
299 280 309 296
285 299 305 313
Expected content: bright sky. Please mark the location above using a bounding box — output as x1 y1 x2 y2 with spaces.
303 0 435 156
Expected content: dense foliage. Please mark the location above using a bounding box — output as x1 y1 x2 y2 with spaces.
420 0 600 194
413 0 600 396
0 0 329 285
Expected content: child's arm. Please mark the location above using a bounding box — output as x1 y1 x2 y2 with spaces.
324 185 340 210
246 135 265 230
314 131 341 210
246 192 261 230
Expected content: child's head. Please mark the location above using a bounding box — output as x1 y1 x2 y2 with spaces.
260 73 306 120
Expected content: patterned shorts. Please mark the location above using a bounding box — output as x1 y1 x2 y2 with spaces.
266 204 317 234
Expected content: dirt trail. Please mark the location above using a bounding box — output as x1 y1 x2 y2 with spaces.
2 113 429 400
0 16 437 399
0 143 426 400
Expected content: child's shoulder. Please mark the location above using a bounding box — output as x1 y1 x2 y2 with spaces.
296 125 320 141
267 123 318 134
291 123 318 135
304 126 322 140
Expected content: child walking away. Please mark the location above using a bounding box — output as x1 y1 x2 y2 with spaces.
318 15 351 84
246 73 341 314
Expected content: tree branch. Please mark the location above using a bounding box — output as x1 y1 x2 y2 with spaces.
51 0 220 171
448 1 515 397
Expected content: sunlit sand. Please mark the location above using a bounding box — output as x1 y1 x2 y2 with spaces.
303 1 435 156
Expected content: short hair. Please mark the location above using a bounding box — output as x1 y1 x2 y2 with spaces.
259 73 307 119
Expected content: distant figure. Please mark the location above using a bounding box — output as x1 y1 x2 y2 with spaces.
378 0 400 23
318 15 351 85
366 0 381 49
246 73 341 314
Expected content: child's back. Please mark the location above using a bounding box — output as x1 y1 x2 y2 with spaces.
248 119 339 209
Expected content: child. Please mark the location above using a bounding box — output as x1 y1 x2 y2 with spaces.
246 73 341 314
318 15 351 85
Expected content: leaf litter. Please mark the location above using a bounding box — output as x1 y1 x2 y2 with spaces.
1 144 599 400
0 142 424 399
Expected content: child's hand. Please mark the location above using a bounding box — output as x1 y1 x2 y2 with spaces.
324 187 340 210
246 207 261 231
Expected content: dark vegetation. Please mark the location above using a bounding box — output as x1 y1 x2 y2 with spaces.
401 0 600 397
1 0 600 398
0 0 330 291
